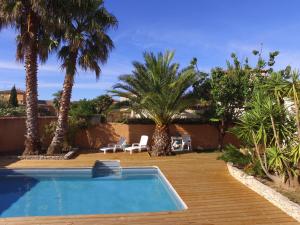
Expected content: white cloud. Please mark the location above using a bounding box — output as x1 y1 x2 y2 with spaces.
115 27 220 51
0 59 132 76
38 81 114 90
0 60 60 72
0 79 114 91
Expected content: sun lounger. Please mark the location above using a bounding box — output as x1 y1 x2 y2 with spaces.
124 135 149 154
99 137 126 154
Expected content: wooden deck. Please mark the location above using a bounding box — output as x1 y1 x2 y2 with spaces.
0 152 299 225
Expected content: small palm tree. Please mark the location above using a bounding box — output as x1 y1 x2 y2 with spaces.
0 0 60 155
47 0 117 155
52 90 63 115
112 51 198 156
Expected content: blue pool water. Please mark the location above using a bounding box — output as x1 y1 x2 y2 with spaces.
0 163 186 218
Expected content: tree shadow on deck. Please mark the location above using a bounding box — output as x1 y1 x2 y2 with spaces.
0 156 21 168
193 148 221 153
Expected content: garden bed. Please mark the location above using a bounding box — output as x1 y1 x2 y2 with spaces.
1 149 78 160
258 178 300 205
227 162 300 222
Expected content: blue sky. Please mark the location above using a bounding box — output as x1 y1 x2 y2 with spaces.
1 0 300 100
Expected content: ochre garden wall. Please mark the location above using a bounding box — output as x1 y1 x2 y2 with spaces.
0 117 56 154
0 117 240 154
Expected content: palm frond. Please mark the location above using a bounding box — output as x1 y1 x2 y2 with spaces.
112 51 198 125
57 0 117 78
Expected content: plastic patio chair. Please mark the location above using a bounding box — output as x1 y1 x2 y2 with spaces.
181 134 192 151
124 135 149 154
99 137 126 154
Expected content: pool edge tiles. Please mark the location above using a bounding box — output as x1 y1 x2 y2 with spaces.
0 161 188 218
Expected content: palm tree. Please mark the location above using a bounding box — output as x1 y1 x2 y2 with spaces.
47 0 117 155
52 90 63 115
0 0 60 155
112 51 198 156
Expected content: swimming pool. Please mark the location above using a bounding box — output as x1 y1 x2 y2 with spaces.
0 161 187 218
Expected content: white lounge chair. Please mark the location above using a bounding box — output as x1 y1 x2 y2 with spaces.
99 137 126 154
124 135 149 154
181 134 192 151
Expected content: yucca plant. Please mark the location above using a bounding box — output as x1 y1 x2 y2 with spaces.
112 51 198 156
232 88 299 188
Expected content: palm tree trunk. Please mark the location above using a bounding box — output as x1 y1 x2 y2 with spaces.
218 119 226 150
151 124 171 156
47 55 77 155
23 10 40 155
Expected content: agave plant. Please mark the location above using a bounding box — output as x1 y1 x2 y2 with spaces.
112 51 198 156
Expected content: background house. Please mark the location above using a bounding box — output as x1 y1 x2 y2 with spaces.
0 89 26 105
107 97 210 122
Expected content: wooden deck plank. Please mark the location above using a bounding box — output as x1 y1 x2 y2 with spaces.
0 152 299 225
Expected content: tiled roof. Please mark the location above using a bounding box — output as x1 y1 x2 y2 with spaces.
0 89 25 94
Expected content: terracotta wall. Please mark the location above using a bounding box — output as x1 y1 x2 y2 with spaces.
75 123 130 149
126 124 239 150
0 117 56 154
0 117 239 154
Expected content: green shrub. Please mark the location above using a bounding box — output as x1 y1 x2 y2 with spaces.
0 100 8 108
244 159 265 177
218 144 252 167
42 118 85 151
69 99 95 119
0 106 26 117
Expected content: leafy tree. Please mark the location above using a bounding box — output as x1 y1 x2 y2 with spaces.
0 0 63 155
112 51 198 156
92 94 113 115
210 53 252 150
191 57 211 103
69 99 96 120
209 51 280 150
9 85 18 107
47 1 117 155
191 58 214 122
252 49 279 75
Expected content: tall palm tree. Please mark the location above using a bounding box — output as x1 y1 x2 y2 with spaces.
47 0 117 155
112 51 198 156
0 0 60 155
